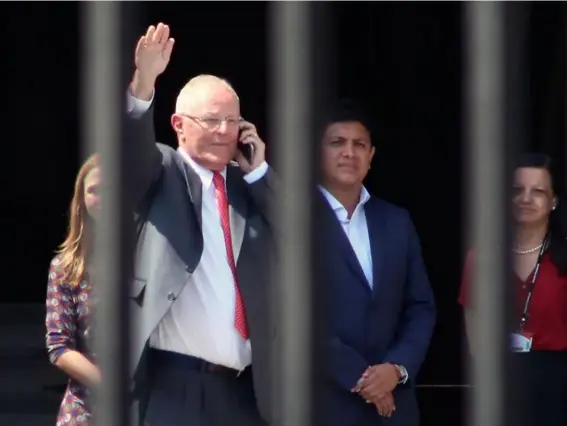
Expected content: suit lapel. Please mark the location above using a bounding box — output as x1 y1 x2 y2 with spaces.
226 166 248 262
316 193 370 291
177 155 203 229
365 200 386 299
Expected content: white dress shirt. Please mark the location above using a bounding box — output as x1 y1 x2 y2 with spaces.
319 186 373 287
128 92 268 370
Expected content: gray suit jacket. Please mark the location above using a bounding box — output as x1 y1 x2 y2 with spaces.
125 104 278 423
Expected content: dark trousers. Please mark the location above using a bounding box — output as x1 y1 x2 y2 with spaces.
142 349 266 426
510 350 567 426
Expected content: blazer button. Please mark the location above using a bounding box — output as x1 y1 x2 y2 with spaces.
166 292 176 302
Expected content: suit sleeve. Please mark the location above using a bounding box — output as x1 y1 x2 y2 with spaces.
246 166 280 234
124 91 163 210
326 337 369 391
45 257 77 365
382 214 436 380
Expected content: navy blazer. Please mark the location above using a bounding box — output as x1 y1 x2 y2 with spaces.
316 193 436 426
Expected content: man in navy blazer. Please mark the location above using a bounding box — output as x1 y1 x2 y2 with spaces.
316 101 436 426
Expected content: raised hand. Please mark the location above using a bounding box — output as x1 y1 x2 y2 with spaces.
131 23 174 100
135 23 175 80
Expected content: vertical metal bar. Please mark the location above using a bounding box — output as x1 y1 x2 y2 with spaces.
82 3 130 426
465 3 507 426
270 3 313 426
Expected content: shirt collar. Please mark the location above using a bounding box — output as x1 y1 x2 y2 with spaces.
177 148 227 189
318 185 371 220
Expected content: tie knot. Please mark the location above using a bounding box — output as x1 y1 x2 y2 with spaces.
212 171 225 189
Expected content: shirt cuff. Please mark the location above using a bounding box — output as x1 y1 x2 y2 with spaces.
397 365 409 384
243 161 269 184
127 89 154 118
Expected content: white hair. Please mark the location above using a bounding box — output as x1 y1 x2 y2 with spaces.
174 74 239 113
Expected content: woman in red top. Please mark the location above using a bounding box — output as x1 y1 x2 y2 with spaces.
459 153 567 426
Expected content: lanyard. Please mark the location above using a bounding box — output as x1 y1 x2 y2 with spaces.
519 235 549 330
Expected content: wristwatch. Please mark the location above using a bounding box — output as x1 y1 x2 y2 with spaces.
394 364 409 384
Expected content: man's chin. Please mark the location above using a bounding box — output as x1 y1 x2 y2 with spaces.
198 152 233 170
335 174 362 187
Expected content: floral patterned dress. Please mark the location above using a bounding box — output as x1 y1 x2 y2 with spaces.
45 255 95 425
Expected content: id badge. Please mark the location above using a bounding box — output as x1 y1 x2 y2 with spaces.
510 331 533 353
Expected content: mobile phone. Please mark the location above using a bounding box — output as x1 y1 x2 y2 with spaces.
237 129 254 163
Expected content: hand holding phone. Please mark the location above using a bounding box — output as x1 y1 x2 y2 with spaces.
234 119 266 173
237 129 255 164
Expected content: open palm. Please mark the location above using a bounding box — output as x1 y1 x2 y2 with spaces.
135 23 175 80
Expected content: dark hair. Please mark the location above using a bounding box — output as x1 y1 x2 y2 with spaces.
321 99 375 144
515 152 555 176
516 153 567 275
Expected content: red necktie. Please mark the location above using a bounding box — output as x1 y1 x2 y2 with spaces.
212 172 249 340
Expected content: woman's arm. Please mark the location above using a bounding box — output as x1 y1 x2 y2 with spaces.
54 351 101 388
45 258 101 388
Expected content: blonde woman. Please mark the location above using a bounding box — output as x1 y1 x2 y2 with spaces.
45 155 101 425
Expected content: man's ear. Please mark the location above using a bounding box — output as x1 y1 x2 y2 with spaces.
171 114 183 134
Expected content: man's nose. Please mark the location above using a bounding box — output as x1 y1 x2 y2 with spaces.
216 120 229 134
342 143 355 157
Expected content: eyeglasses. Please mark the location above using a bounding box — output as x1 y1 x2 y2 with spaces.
180 114 242 130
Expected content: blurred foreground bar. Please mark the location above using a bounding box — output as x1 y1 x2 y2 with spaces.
82 3 136 426
270 2 334 426
270 2 313 426
465 3 506 426
466 2 528 426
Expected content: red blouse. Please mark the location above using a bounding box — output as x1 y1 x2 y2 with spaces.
459 249 567 351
